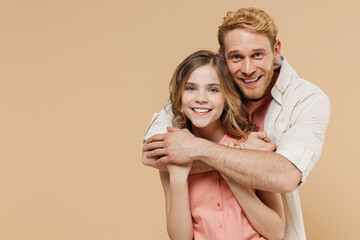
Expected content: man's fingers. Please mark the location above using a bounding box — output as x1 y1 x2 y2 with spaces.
143 141 166 151
167 126 181 132
146 148 168 158
158 155 169 164
146 133 166 143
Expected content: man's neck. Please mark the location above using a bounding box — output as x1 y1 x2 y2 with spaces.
248 69 279 102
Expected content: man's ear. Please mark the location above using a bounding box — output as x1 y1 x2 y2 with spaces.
273 40 281 61
218 48 223 54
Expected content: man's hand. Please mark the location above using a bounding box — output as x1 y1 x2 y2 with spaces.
244 131 276 152
143 127 202 165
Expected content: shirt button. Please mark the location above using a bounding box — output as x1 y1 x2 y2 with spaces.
217 202 221 207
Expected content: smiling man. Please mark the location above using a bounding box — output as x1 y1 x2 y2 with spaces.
142 8 330 239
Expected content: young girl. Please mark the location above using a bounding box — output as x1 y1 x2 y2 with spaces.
158 50 284 240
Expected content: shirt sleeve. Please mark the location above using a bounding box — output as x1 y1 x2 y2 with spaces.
142 103 174 143
276 95 331 187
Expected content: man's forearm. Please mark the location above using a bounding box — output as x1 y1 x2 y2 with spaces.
190 160 215 174
142 152 214 174
195 138 301 193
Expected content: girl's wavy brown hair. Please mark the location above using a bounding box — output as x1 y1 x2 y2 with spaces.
169 50 256 138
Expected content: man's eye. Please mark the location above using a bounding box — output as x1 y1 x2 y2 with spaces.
254 52 262 58
229 55 242 63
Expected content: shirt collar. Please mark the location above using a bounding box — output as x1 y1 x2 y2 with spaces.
271 56 296 105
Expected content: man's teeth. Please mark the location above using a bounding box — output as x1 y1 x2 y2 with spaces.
194 108 210 113
243 76 260 83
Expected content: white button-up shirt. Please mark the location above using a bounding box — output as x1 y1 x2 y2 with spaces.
143 56 331 240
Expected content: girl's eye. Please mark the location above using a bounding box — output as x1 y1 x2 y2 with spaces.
209 88 219 93
185 86 195 91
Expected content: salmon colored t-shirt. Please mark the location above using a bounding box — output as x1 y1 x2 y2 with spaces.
187 134 266 240
245 71 277 131
245 89 273 131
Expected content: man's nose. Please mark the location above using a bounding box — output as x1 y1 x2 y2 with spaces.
240 58 256 76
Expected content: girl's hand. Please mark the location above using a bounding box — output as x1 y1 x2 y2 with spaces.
166 162 193 181
243 131 276 152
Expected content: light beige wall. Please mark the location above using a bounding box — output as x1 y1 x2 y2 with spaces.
0 0 359 239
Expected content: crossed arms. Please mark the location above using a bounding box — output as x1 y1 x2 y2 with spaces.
154 136 285 240
142 127 301 193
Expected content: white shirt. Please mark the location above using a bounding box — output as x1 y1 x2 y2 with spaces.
143 56 331 240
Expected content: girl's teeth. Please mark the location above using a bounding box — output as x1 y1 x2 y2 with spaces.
194 108 210 113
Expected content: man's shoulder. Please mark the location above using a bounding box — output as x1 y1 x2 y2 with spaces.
142 102 174 142
290 76 327 97
280 57 329 100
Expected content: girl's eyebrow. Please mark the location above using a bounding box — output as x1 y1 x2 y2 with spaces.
186 82 220 86
185 82 196 85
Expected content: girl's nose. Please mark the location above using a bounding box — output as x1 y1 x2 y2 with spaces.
195 91 208 103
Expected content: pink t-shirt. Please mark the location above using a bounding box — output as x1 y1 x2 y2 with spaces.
187 134 266 240
245 71 276 131
245 91 273 131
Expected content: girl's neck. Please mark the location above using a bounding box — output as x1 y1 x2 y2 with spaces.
191 122 225 143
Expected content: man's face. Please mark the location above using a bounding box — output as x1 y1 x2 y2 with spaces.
223 28 281 100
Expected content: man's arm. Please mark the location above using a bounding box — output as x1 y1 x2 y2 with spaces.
142 151 213 173
144 127 300 193
200 139 301 193
142 103 173 143
144 93 330 193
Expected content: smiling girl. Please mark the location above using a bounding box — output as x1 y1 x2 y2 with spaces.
158 50 285 240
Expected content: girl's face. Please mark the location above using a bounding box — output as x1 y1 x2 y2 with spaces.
181 64 225 133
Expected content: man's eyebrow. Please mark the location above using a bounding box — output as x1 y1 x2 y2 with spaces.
226 50 241 55
252 48 266 52
227 48 266 55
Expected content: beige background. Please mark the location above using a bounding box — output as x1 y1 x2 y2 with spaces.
0 0 359 239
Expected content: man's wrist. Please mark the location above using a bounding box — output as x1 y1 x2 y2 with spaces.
190 137 216 164
189 137 209 161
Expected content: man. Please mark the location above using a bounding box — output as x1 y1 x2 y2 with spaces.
142 7 330 239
